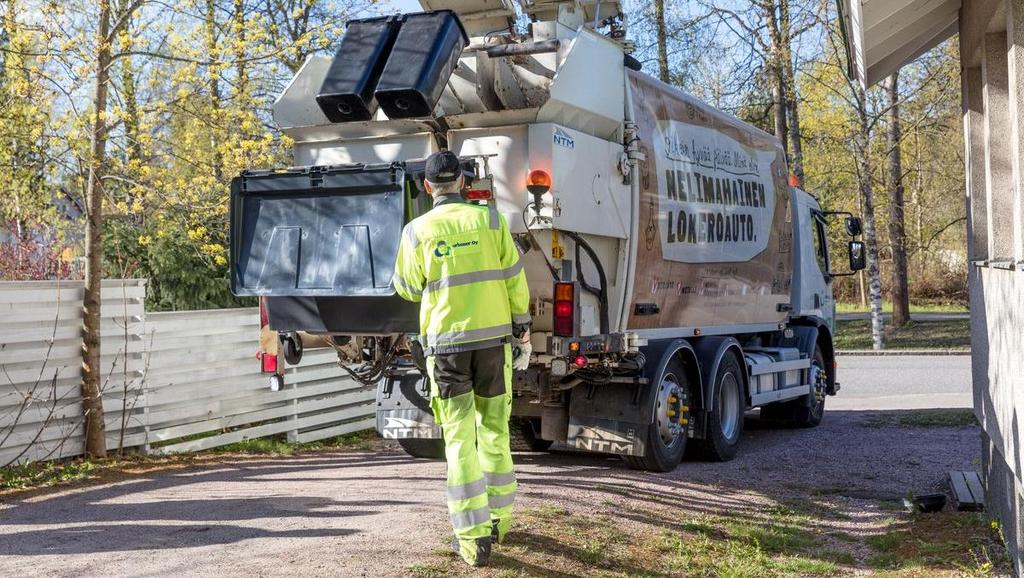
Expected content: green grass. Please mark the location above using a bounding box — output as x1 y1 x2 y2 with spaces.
861 512 1010 576
834 318 971 350
1 430 378 493
863 409 978 429
835 301 968 314
0 458 103 492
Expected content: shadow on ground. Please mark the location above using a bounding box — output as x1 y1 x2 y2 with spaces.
0 409 1008 577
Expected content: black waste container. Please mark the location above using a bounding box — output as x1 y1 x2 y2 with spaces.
375 10 468 119
316 15 401 123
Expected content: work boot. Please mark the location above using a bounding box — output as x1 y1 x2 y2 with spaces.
491 517 512 544
451 536 491 567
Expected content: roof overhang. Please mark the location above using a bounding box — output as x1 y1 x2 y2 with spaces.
838 0 961 88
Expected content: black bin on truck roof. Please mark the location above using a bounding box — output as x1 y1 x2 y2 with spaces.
316 10 467 123
374 10 468 119
316 15 402 123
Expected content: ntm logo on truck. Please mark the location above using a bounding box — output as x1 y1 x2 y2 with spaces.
553 127 575 149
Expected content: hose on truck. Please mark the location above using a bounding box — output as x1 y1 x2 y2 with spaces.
332 335 403 387
561 230 610 335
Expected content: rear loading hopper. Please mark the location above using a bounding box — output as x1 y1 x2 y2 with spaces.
230 163 421 334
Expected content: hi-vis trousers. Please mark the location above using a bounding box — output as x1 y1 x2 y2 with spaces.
427 343 516 545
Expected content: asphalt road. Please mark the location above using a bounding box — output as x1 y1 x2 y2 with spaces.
0 355 978 577
830 354 973 410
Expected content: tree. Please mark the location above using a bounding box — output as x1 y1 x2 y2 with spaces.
654 0 669 83
886 70 910 327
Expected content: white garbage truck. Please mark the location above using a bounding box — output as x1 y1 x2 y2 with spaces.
229 0 866 471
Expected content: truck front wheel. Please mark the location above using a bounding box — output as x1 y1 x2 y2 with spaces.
761 345 827 428
624 358 691 472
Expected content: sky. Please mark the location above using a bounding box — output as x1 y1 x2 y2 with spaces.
388 0 424 13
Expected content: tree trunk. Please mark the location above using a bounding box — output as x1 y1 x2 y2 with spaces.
233 0 247 95
779 0 804 184
764 2 788 155
82 0 112 458
121 54 143 221
654 0 669 83
206 0 223 182
855 92 885 350
886 71 911 327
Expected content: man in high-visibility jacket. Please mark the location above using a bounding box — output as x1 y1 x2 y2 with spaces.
393 151 532 567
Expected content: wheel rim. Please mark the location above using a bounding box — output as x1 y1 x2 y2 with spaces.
810 359 827 418
655 373 689 448
718 371 741 441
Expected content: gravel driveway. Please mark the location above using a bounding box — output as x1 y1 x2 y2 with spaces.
0 407 980 577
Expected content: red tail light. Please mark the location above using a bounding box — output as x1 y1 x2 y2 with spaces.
259 296 269 328
465 189 492 200
553 282 575 337
259 352 278 374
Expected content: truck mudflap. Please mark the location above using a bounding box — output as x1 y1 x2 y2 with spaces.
567 383 647 456
376 365 442 440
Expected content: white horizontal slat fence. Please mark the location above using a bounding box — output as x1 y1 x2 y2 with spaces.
0 280 147 465
0 280 375 466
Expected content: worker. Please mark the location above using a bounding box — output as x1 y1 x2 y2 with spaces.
393 150 532 567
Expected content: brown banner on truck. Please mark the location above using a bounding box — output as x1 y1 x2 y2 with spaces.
627 70 793 331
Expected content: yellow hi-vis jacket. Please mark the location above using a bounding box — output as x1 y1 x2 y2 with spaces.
393 194 531 355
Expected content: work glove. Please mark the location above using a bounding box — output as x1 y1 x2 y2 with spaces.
512 330 531 371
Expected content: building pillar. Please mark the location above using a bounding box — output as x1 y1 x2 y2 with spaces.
983 31 1014 265
965 65 988 262
1009 3 1024 265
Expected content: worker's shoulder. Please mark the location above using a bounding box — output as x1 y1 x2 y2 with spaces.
412 202 490 229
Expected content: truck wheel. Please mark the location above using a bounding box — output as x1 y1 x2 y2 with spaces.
624 358 691 472
761 346 827 428
510 418 554 452
281 332 302 365
398 438 446 460
691 351 744 462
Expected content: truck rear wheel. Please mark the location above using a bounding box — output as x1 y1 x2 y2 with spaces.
761 346 827 428
398 438 446 460
510 418 554 452
691 351 744 462
624 358 691 472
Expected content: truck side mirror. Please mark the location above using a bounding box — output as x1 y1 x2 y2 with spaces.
845 216 863 237
848 240 866 271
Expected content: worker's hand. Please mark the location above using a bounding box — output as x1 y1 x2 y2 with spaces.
512 337 532 371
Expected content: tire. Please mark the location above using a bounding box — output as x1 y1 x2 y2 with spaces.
624 358 691 472
691 351 744 462
760 345 827 428
398 438 446 460
281 332 302 365
510 418 554 452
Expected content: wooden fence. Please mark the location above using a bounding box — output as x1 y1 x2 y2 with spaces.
0 280 374 465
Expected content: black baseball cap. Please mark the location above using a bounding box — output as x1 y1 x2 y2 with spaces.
424 151 461 183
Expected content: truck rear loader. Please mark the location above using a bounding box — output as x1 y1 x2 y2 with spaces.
230 0 867 471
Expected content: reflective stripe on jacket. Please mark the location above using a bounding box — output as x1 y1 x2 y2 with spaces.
393 194 531 355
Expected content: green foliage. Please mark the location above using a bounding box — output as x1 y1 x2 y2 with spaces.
0 458 100 491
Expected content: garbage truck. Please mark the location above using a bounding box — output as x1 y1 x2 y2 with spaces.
229 0 867 471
